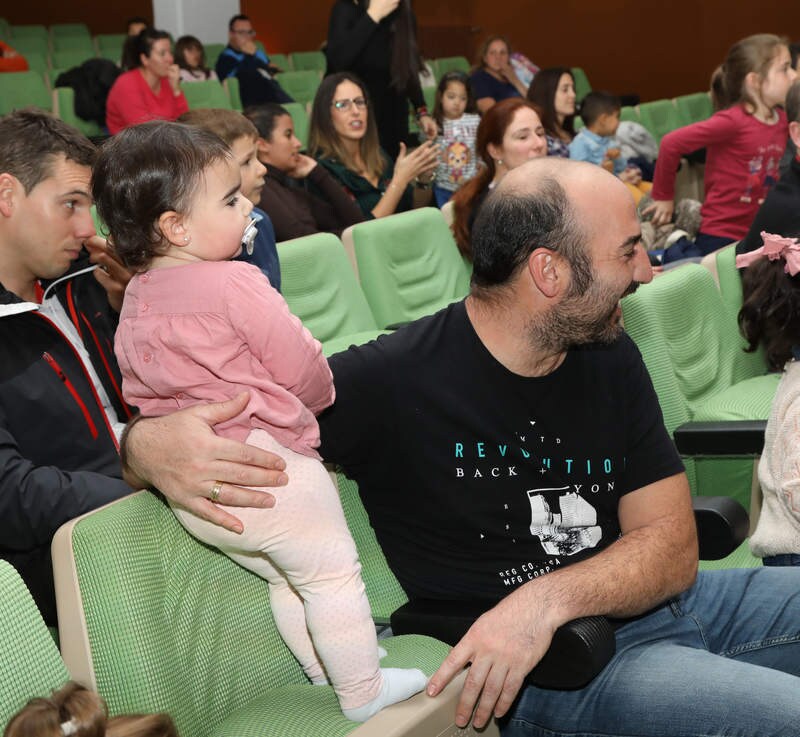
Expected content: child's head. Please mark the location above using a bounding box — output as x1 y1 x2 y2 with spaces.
711 34 795 113
174 35 206 72
433 71 476 125
178 109 266 204
93 121 252 270
738 232 800 370
3 682 177 737
579 91 621 136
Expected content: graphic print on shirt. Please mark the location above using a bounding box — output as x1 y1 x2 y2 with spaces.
527 487 601 556
445 140 471 186
741 144 783 204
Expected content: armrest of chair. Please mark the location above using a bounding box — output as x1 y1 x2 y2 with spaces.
673 420 766 456
692 495 749 560
390 600 615 690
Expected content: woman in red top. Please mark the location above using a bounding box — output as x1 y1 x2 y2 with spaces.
106 29 188 135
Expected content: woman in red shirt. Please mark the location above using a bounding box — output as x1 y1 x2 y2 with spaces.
106 29 188 135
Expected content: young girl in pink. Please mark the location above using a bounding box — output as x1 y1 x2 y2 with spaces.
92 121 426 722
646 34 796 263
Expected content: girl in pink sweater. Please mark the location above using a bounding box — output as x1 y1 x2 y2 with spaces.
93 121 426 722
646 34 796 264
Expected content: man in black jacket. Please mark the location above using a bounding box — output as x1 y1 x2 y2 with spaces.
0 109 134 624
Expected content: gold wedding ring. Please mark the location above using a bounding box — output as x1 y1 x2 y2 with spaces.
210 480 223 503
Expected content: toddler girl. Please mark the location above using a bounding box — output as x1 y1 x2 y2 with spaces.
93 122 426 722
738 231 800 566
4 681 176 737
646 34 797 263
432 71 480 207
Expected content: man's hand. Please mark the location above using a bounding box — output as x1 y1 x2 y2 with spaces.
123 393 288 534
426 588 558 729
240 38 257 55
85 235 132 313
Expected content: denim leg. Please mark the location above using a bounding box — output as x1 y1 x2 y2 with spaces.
501 569 800 737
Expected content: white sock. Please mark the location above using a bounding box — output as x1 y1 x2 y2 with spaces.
377 646 388 659
342 667 427 722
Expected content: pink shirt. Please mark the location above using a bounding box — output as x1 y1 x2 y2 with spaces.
105 69 190 135
652 105 787 240
115 261 334 458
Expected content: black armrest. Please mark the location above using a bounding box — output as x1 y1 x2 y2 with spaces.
390 600 615 690
693 495 749 560
673 420 767 456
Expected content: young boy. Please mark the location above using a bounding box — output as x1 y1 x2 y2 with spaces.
178 109 281 291
570 91 652 204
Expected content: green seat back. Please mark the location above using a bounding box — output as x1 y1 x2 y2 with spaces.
621 264 775 509
52 35 94 54
431 56 470 78
620 105 639 122
9 35 49 57
0 17 10 40
283 101 309 149
10 24 48 42
638 99 682 144
54 86 104 137
204 42 226 69
0 561 69 726
674 91 713 126
0 70 52 114
277 232 379 344
224 76 242 110
21 50 48 78
51 48 94 70
289 50 325 72
95 33 126 61
348 208 472 328
58 491 450 737
50 23 91 38
573 114 584 130
182 79 232 110
275 70 321 106
268 52 290 72
571 66 592 101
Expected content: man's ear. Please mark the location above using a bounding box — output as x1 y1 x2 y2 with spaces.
789 120 800 149
0 173 21 218
157 211 189 247
527 248 563 298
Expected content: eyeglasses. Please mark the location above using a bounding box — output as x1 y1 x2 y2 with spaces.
232 28 256 36
332 97 367 112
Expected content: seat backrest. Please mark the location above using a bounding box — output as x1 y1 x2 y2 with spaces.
348 208 472 328
51 48 94 70
638 99 682 143
8 35 49 58
203 42 226 69
275 70 321 106
53 86 104 137
277 232 378 343
52 35 94 53
95 33 126 61
50 23 91 38
10 24 48 42
0 70 52 114
290 50 326 72
283 101 309 149
0 561 69 726
54 492 308 737
620 105 639 122
620 263 741 434
432 56 470 77
675 91 713 126
571 67 592 101
223 76 242 110
182 79 232 110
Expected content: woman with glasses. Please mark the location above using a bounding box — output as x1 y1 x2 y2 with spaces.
308 72 439 219
107 28 188 135
325 0 436 159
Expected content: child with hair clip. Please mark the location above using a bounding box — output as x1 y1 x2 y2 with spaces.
431 71 481 207
646 34 797 264
737 232 800 566
4 681 177 737
92 121 427 723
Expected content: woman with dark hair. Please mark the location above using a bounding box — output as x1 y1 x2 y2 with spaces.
325 0 437 158
308 72 439 219
245 103 366 240
469 35 528 114
527 67 577 158
451 97 547 259
175 35 218 82
106 28 188 134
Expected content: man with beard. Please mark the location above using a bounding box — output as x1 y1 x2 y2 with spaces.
123 158 800 737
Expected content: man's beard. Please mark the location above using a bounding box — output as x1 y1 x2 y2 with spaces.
527 277 640 353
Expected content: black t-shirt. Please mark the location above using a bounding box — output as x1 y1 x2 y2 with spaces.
319 301 683 602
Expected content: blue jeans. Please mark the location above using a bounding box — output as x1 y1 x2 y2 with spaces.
433 185 454 208
502 568 800 736
763 553 800 566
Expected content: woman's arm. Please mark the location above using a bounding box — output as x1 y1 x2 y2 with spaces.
325 1 383 71
306 161 368 228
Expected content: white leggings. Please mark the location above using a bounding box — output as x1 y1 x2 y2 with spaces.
171 429 380 709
